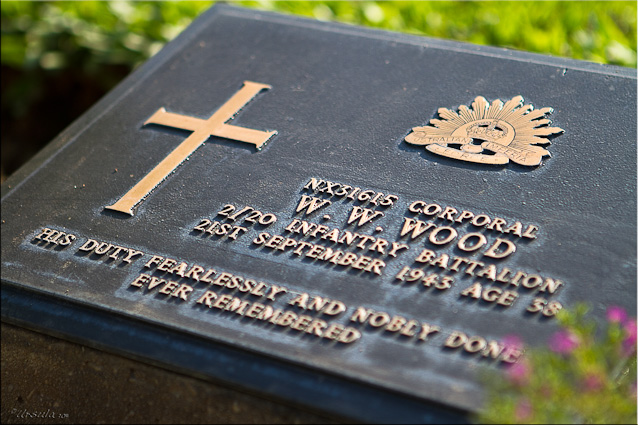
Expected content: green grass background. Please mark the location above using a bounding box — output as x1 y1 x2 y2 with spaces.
2 1 636 71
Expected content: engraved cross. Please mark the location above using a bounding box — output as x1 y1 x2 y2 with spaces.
106 81 276 215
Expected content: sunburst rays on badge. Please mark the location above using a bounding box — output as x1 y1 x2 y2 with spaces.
405 96 564 166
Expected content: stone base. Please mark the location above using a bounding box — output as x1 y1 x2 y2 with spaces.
1 323 339 424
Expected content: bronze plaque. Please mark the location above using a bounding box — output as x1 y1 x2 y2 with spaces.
2 5 636 422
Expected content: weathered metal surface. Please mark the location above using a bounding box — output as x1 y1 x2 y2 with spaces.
2 5 636 422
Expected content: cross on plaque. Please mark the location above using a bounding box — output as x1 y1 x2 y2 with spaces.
105 81 277 215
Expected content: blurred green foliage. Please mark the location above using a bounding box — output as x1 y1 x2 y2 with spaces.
1 1 636 72
478 305 637 424
1 1 213 79
246 1 637 67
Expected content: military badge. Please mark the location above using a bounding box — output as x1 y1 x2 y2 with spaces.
405 96 563 166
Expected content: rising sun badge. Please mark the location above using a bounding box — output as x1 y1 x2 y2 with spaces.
404 96 563 166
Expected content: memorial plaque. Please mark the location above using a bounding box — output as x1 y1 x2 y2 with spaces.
2 5 636 422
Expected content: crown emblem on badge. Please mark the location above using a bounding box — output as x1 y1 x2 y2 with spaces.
405 96 563 166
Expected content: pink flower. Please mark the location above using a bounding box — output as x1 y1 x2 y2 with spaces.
583 373 604 392
501 334 524 350
549 330 579 354
514 399 533 422
606 306 628 324
623 320 637 354
506 359 531 386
